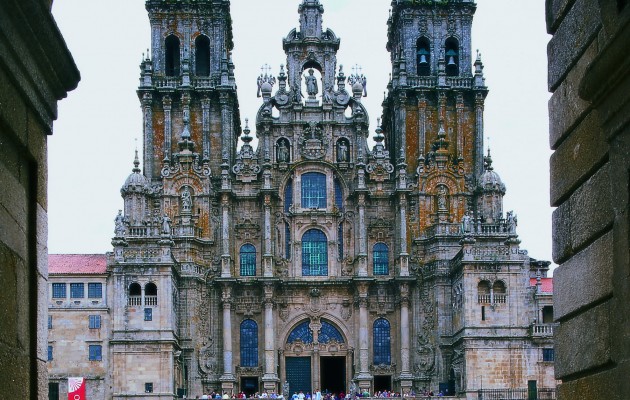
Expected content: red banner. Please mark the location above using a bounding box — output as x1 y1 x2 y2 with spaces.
68 377 86 400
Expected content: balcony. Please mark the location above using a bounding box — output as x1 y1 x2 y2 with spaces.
531 323 557 337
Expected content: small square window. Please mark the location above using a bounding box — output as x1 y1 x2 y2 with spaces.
88 345 102 361
89 315 101 329
543 348 555 362
47 345 53 361
144 308 153 321
70 283 84 299
88 283 103 299
48 315 52 330
145 383 154 393
52 283 66 299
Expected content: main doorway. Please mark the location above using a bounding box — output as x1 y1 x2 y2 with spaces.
286 356 312 394
320 356 345 395
241 377 258 397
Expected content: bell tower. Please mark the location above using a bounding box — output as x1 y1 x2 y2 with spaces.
383 0 487 232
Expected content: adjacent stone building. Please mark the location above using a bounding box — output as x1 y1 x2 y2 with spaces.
0 0 79 399
547 0 630 399
48 1 556 399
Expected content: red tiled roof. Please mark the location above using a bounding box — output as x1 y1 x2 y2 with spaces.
48 254 107 275
530 277 553 293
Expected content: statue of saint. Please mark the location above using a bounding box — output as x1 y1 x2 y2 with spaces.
304 68 318 96
462 211 472 233
161 214 171 235
506 211 518 234
437 186 448 211
114 210 125 237
181 187 192 212
338 140 348 162
277 140 289 163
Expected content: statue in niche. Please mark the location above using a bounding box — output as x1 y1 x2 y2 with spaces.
114 210 125 237
437 186 448 211
337 140 349 162
304 68 318 96
181 186 192 212
161 214 171 235
277 139 289 163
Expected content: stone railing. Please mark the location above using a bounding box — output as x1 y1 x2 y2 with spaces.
128 296 141 306
477 294 507 304
154 76 182 88
531 323 557 337
145 295 158 306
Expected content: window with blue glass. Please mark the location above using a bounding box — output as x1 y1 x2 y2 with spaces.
373 243 389 275
285 223 291 260
89 344 102 361
88 283 102 298
52 283 66 299
48 315 52 330
301 172 327 209
144 308 153 321
240 244 257 276
89 315 101 329
48 345 53 361
287 321 313 344
334 178 344 211
338 223 344 260
302 229 328 276
285 179 293 213
240 320 259 367
543 348 555 362
70 283 84 298
319 320 345 344
373 318 391 365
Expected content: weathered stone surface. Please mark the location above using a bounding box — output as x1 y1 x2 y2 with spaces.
545 0 577 33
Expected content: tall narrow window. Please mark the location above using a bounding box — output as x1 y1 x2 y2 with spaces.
165 35 181 77
48 345 53 361
338 223 344 260
302 229 328 276
445 37 460 77
70 283 84 298
145 282 158 306
284 179 293 213
240 320 259 367
144 308 153 321
373 243 389 275
240 244 257 276
285 223 291 260
416 37 431 76
334 178 344 211
301 172 327 209
373 318 391 365
48 315 52 329
195 35 210 76
128 282 141 306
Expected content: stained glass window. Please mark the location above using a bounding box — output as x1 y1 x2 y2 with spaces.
285 223 291 260
373 318 391 365
240 244 256 276
338 223 344 260
319 320 344 344
285 179 293 213
334 178 344 211
287 321 314 344
302 229 328 276
240 320 259 367
373 243 389 275
301 172 327 209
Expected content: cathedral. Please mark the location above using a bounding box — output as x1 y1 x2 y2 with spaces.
47 1 556 399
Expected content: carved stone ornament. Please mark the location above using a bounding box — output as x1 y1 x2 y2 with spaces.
299 121 329 160
233 120 261 183
367 124 394 181
199 338 218 375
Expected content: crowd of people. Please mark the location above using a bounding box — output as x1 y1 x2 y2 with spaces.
194 388 450 399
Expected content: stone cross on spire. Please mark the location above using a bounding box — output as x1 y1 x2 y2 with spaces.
299 0 324 38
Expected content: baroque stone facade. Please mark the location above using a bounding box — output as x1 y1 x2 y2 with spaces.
49 1 555 399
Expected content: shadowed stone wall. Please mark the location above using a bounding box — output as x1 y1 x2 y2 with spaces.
0 0 79 398
547 0 630 398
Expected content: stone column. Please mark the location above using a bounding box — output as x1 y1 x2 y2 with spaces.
263 196 273 277
418 95 427 160
219 92 232 163
202 96 211 161
163 95 173 162
262 283 278 391
221 194 231 277
356 283 371 388
398 193 409 277
456 92 464 160
357 194 368 276
221 284 236 391
474 92 485 177
142 93 154 179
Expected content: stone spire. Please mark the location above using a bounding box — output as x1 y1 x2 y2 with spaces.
299 0 324 38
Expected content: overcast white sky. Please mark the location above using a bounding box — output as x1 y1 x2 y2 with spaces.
49 0 553 266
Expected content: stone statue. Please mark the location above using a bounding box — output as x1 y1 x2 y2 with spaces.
277 140 289 163
282 381 290 398
114 210 125 237
181 186 192 212
256 74 264 97
161 214 171 235
462 211 472 233
292 83 303 103
437 186 448 210
506 210 517 234
361 75 368 97
349 381 357 398
337 140 348 162
304 68 318 96
323 84 333 103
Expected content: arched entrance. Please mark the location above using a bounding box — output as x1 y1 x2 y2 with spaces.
283 319 350 396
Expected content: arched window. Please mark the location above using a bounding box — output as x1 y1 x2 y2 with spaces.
373 318 391 365
145 282 158 305
445 37 460 77
478 280 491 304
240 244 256 276
493 280 507 304
240 320 258 367
195 35 210 76
128 282 141 305
301 172 327 209
165 35 181 77
417 37 431 76
302 229 328 276
373 243 389 275
284 178 293 213
319 320 344 344
287 321 314 344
